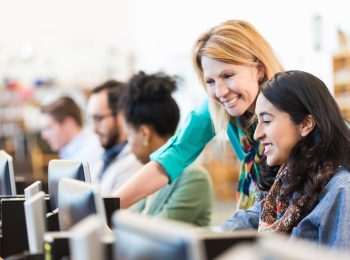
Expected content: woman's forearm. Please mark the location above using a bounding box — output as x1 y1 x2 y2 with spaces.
115 161 169 208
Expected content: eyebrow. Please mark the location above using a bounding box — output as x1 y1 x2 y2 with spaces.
258 111 273 117
204 69 235 79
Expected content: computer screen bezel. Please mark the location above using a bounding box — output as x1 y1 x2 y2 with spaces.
24 180 42 200
24 191 47 254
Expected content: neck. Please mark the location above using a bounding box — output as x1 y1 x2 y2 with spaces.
150 134 169 154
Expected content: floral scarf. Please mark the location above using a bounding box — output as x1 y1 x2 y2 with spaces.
258 163 339 233
235 117 264 210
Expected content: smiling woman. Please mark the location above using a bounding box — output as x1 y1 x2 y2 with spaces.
115 20 284 211
202 57 263 116
254 95 309 166
223 70 350 250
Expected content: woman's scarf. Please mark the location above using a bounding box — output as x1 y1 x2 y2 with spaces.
236 117 264 210
258 163 338 233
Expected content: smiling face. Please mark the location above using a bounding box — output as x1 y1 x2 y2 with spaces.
201 56 264 116
254 94 303 166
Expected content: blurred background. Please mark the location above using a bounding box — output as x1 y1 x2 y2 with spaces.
1 0 350 223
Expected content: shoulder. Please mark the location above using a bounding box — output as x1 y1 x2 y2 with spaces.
175 164 212 186
319 167 350 201
104 144 143 171
324 168 350 190
183 164 210 177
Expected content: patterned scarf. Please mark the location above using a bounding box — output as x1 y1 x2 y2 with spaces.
258 163 339 233
236 116 264 210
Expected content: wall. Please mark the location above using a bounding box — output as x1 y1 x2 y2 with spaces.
0 0 349 118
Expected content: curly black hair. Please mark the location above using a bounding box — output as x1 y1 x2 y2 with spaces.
121 71 180 137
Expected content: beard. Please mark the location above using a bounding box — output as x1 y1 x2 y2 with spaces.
102 131 119 150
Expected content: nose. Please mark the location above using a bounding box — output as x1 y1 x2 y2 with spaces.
253 123 265 141
92 122 99 133
41 130 48 141
215 81 229 98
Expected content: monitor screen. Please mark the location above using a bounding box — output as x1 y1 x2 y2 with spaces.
24 191 47 254
24 181 42 200
48 160 91 211
0 150 17 195
112 210 205 260
57 178 106 231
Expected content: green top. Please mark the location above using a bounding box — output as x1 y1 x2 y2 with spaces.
132 164 213 226
150 99 257 181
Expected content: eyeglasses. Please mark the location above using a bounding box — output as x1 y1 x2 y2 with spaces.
89 112 114 123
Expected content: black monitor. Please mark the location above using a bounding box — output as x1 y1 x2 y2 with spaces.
0 150 17 195
57 178 106 231
48 160 91 211
113 211 258 260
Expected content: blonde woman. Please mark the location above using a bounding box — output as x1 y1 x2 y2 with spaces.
116 20 283 211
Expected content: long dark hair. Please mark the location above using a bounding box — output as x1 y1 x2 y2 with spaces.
258 70 350 201
122 71 180 137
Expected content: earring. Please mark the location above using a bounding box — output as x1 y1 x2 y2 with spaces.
258 77 264 83
143 140 149 147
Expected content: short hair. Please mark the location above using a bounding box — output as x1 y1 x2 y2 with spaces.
41 96 83 126
193 19 283 134
91 80 126 115
122 71 180 137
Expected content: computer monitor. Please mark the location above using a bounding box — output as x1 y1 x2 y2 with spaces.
0 150 17 195
69 214 104 260
257 234 350 260
57 178 107 231
113 210 258 260
217 234 350 260
113 210 205 260
48 159 91 211
24 180 42 200
24 191 47 254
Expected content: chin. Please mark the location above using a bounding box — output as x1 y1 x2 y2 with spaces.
226 107 247 117
266 158 277 167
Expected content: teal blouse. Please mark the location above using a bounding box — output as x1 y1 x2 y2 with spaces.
150 99 260 182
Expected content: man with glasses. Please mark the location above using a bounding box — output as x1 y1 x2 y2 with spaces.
87 80 143 196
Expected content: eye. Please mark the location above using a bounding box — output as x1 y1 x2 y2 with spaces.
205 79 215 86
262 120 271 125
257 118 271 126
224 74 234 79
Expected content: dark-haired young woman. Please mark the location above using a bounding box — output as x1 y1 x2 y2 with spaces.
223 70 350 250
121 71 213 226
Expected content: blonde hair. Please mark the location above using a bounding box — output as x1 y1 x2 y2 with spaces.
193 20 283 135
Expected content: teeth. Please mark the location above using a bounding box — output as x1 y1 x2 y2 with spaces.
264 144 272 153
226 96 239 106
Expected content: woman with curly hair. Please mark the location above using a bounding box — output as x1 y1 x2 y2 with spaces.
121 71 213 226
223 70 350 250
